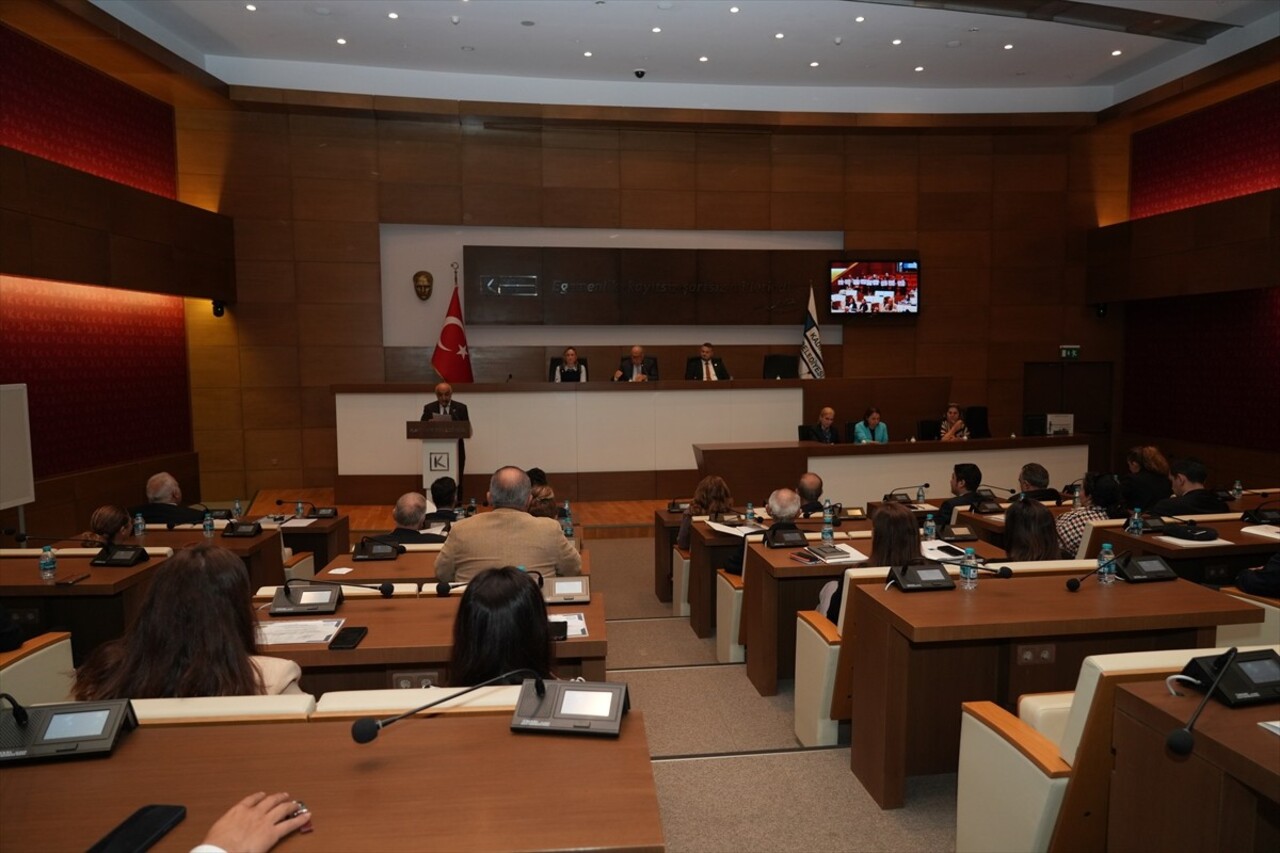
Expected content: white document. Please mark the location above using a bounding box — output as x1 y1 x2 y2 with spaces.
921 541 969 561
807 543 868 564
1153 535 1228 548
281 518 317 528
549 612 588 638
1259 721 1280 737
326 567 354 575
706 521 767 537
257 619 344 645
910 503 939 511
1241 524 1280 540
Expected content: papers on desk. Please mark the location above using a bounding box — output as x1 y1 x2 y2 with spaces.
549 612 588 638
326 567 354 575
257 619 344 645
1241 524 1280 541
1152 535 1228 548
1259 721 1280 737
424 523 450 536
804 543 868 564
910 503 939 512
281 517 317 528
707 521 768 537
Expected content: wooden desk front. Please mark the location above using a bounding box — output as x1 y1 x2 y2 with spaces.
316 550 591 585
1087 520 1280 585
131 528 285 588
1110 680 1280 853
653 509 683 602
0 556 163 663
0 714 664 853
277 515 351 568
848 576 1264 809
259 596 608 692
741 538 1006 696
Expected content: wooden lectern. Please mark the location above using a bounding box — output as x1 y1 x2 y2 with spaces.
406 420 471 489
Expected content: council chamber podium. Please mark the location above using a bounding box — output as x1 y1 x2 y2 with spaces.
406 419 470 490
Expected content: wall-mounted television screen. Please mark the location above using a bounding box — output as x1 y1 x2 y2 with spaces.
829 260 919 315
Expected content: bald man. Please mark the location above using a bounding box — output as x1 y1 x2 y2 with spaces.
131 471 204 526
613 346 659 382
422 382 470 493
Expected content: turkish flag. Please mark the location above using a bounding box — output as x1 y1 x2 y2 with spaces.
431 286 474 383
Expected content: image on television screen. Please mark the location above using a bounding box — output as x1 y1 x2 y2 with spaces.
829 260 919 315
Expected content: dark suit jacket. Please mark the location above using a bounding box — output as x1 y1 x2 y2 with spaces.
130 502 205 526
614 356 659 382
1020 487 1062 503
684 357 730 380
800 501 824 517
1149 488 1229 517
421 401 469 422
937 491 981 525
384 527 447 544
800 423 841 444
423 509 458 524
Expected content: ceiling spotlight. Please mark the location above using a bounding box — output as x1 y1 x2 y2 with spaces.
810 61 819 68
388 12 398 19
699 56 708 62
583 51 592 57
834 36 843 45
245 3 257 10
892 39 902 46
1112 49 1122 56
914 66 924 72
652 26 661 33
855 16 865 23
336 38 347 45
460 45 475 51
1004 44 1013 50
730 6 740 12
775 32 784 39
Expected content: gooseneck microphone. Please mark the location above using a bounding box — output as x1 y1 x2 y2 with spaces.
1065 550 1130 591
358 535 407 554
887 483 930 497
979 484 1018 495
1242 499 1280 524
283 577 393 601
352 668 546 744
435 580 466 597
275 499 317 516
0 693 30 727
0 530 76 545
1166 647 1238 756
931 556 1013 578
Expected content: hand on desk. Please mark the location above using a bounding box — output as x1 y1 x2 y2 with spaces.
200 792 312 853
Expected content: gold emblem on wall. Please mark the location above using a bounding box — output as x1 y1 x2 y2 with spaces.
413 270 434 301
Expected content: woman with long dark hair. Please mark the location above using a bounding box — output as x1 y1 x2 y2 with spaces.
676 474 734 550
449 566 554 685
824 501 923 622
1004 498 1062 561
1120 445 1171 511
73 545 302 699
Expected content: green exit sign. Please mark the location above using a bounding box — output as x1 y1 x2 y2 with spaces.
1060 345 1081 360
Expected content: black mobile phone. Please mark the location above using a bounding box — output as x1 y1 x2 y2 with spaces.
329 626 368 650
936 544 965 557
88 804 186 853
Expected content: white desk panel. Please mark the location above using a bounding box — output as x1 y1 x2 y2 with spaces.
728 388 804 442
336 393 427 475
577 392 657 472
467 391 579 474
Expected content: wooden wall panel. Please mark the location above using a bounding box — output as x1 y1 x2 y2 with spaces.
242 387 301 429
619 189 696 229
620 148 696 190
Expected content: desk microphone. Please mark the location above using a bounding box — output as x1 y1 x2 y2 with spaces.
1160 514 1218 542
1241 500 1280 524
1167 647 1237 756
434 580 466 597
283 577 393 602
358 535 407 554
0 693 29 727
1241 488 1272 498
885 483 929 500
351 668 545 744
0 530 79 545
1058 479 1083 506
931 556 1013 578
979 484 1018 495
1065 551 1131 591
275 499 318 516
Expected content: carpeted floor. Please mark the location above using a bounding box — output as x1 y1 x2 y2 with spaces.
590 536 959 852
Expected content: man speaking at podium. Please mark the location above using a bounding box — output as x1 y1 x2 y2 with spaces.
422 382 469 493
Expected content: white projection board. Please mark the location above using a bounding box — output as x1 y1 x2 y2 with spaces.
0 384 35 509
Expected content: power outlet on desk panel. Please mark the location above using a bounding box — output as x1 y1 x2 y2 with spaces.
391 670 443 689
1016 643 1056 665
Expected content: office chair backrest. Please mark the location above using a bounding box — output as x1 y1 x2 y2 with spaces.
763 354 799 379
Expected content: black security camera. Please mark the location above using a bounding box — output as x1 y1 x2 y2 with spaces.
634 69 646 79
212 300 226 318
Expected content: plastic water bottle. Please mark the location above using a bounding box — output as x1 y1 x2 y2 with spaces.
923 514 937 541
294 500 304 519
203 511 215 538
745 502 755 521
916 485 926 503
1072 487 1081 509
132 513 145 537
1231 479 1243 500
38 546 57 583
561 512 574 539
562 499 571 520
233 498 243 519
959 547 979 591
1126 508 1144 536
1098 543 1116 585
468 498 477 517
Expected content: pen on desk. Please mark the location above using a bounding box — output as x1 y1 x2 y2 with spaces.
57 573 91 585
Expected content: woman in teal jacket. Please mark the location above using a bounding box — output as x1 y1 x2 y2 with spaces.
851 407 889 444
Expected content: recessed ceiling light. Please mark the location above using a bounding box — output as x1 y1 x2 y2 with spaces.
1004 44 1013 50
810 61 820 68
652 27 661 33
460 45 475 51
775 32 785 39
699 56 709 62
892 39 902 46
583 51 592 57
245 3 257 10
946 40 961 48
730 6 740 12
855 16 865 23
521 20 535 27
914 66 924 72
336 38 347 45
314 6 329 15
388 12 398 20
1112 49 1122 56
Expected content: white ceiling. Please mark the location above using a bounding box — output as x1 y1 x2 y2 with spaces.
91 0 1279 113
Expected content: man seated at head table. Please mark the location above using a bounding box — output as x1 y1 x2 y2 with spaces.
937 462 984 525
1016 462 1061 502
425 476 460 523
433 467 581 584
613 345 659 382
798 472 825 516
384 493 447 544
1148 457 1229 517
130 471 205 526
684 342 731 381
801 407 841 444
721 488 803 576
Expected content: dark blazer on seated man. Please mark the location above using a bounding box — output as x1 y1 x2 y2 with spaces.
383 527 446 544
1149 488 1228 517
614 352 659 382
130 502 205 526
684 345 731 381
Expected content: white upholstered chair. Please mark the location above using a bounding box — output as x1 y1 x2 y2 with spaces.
715 569 745 663
312 685 523 718
672 546 691 617
0 632 74 705
131 693 316 725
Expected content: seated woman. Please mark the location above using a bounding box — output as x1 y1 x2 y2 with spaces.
940 402 968 441
676 474 733 550
821 501 922 622
851 406 888 444
528 484 558 519
550 347 587 383
1056 472 1123 557
73 544 304 699
1120 445 1170 511
1004 498 1062 561
78 504 130 548
449 566 554 685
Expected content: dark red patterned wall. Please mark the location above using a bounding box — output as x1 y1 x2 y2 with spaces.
0 25 177 198
0 277 191 478
1130 82 1280 219
1123 287 1280 452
